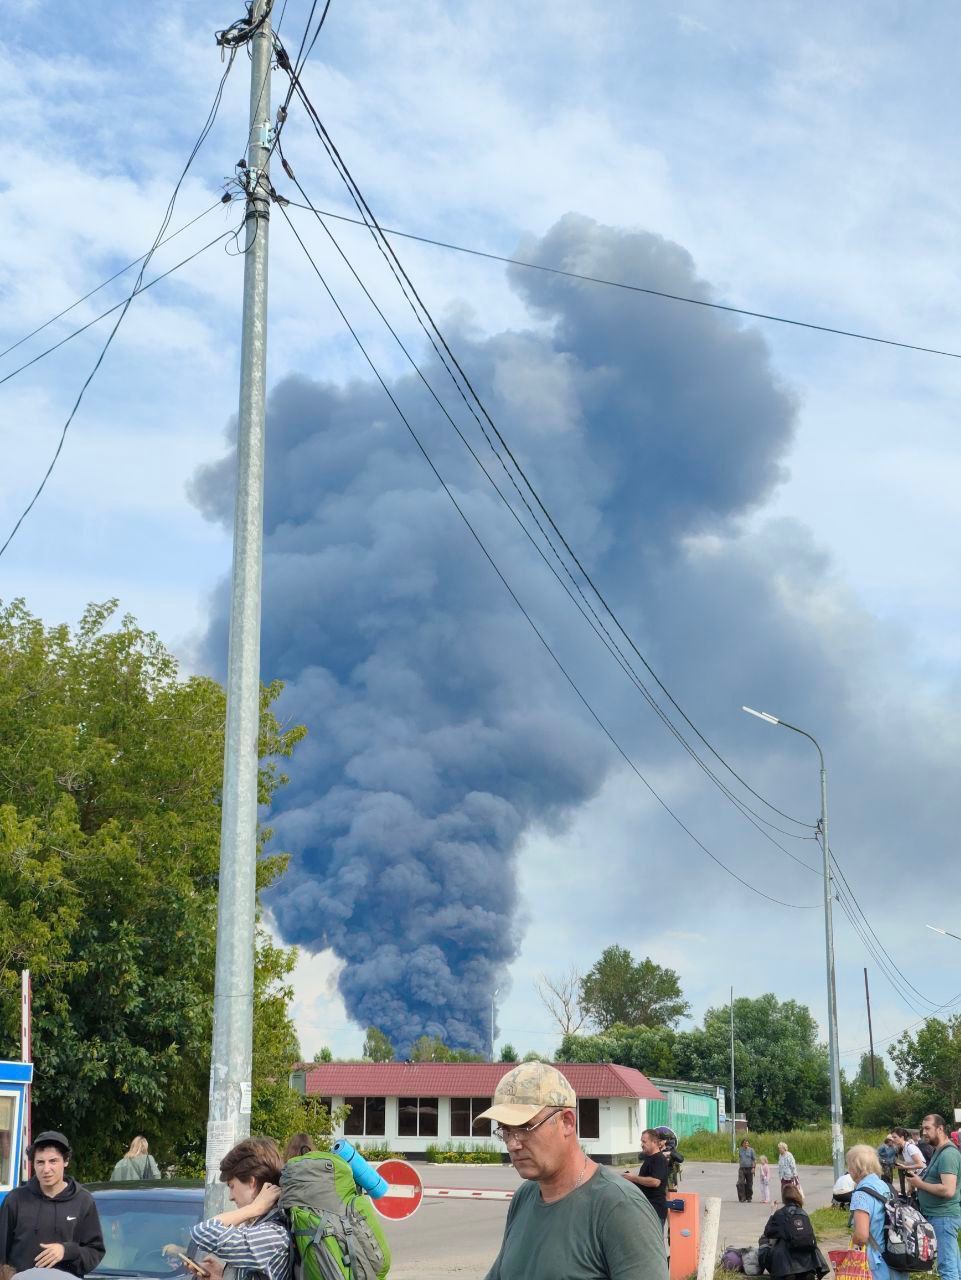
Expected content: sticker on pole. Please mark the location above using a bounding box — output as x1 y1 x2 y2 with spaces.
370 1159 423 1219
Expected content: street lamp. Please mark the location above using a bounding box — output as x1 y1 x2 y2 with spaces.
926 925 961 943
491 988 499 1063
742 705 845 1180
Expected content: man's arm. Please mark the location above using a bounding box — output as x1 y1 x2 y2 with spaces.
190 1218 288 1276
60 1194 106 1273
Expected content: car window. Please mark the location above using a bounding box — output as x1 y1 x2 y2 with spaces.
91 1197 203 1278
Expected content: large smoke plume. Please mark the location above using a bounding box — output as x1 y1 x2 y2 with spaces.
191 214 800 1052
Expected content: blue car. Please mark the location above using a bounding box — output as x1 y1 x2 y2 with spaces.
87 1183 204 1280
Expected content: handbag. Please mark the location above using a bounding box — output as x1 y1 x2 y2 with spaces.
828 1248 872 1280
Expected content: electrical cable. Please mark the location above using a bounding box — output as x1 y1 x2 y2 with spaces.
0 211 238 391
0 201 228 364
0 49 240 561
273 70 813 834
278 200 961 364
838 989 961 1059
277 181 823 879
277 198 818 913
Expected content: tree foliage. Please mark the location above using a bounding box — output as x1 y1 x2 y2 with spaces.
0 600 306 1176
499 1043 519 1063
557 1022 678 1076
890 1016 961 1119
580 946 690 1030
408 1035 486 1063
363 1026 395 1062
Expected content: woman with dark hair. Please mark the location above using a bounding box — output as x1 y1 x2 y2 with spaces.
173 1138 289 1280
282 1134 314 1162
761 1184 828 1280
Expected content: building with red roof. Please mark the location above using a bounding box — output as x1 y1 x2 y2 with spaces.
289 1060 668 1163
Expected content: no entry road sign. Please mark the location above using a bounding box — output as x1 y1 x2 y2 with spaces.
371 1159 424 1219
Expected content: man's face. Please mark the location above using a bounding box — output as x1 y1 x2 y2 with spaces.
501 1107 573 1182
33 1146 68 1191
641 1131 660 1156
922 1117 943 1145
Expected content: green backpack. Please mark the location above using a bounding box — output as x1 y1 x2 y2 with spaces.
279 1151 391 1280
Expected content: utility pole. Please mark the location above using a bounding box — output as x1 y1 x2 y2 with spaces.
491 988 499 1063
864 968 876 1087
742 708 845 1180
730 987 736 1155
204 0 273 1217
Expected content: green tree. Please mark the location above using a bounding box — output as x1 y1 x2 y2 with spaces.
499 1043 519 1062
409 1035 485 1063
890 1016 961 1118
313 1046 333 1063
363 1026 395 1062
580 947 690 1030
0 599 305 1176
557 1023 677 1077
672 994 829 1131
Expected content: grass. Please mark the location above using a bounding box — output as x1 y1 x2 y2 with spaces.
680 1128 888 1166
808 1205 850 1240
425 1141 503 1164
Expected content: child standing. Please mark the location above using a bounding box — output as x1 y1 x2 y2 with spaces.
758 1154 771 1204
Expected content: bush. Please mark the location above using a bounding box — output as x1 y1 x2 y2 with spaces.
426 1142 504 1164
680 1128 888 1165
353 1141 401 1160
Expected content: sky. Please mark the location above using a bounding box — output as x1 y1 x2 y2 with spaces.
3 1 961 1078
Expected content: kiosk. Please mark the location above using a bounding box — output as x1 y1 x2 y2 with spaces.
0 1060 33 1205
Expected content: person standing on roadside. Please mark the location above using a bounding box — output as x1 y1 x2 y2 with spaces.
847 1144 890 1280
906 1115 961 1280
622 1130 670 1226
110 1137 160 1182
0 1131 104 1279
737 1138 756 1203
889 1127 925 1196
777 1142 800 1203
481 1061 668 1280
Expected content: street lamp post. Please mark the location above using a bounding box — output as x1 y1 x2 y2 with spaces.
926 925 961 944
742 705 845 1180
491 988 499 1063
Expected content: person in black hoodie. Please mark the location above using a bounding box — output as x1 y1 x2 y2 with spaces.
760 1184 828 1280
0 1131 105 1279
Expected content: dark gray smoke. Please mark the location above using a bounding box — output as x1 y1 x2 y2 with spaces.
191 213 799 1053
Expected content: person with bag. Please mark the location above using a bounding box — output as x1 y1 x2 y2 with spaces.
906 1114 961 1280
761 1184 828 1280
111 1137 160 1182
179 1137 290 1280
846 1143 890 1280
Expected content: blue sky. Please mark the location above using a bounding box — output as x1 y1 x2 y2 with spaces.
4 1 961 1073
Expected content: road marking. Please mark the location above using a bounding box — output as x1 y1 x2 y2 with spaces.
425 1187 515 1200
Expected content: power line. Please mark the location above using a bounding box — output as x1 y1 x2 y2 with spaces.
0 200 228 364
278 200 961 364
274 70 815 843
277 199 818 913
839 989 961 1059
0 48 240 561
0 214 238 392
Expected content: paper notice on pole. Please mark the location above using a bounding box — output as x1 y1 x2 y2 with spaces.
240 1082 252 1115
205 1120 236 1169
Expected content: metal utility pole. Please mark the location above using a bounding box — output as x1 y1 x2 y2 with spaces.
204 0 273 1217
864 968 876 1087
730 987 736 1154
490 988 499 1063
742 707 845 1180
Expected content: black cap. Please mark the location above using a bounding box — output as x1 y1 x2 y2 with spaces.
27 1131 71 1159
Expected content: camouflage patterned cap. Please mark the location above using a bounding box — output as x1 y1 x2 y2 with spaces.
476 1061 577 1126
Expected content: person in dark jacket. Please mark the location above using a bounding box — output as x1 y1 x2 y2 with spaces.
761 1184 828 1280
0 1131 105 1279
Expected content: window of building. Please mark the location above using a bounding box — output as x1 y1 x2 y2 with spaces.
577 1098 600 1140
343 1096 386 1137
398 1097 439 1138
450 1097 493 1138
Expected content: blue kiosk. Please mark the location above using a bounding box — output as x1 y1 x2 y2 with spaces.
0 1061 34 1204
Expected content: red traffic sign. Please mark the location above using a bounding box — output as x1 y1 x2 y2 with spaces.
371 1159 424 1220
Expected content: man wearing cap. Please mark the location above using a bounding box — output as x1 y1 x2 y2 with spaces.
0 1131 105 1280
481 1062 668 1280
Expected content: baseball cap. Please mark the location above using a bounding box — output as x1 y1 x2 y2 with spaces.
476 1062 577 1126
28 1131 71 1159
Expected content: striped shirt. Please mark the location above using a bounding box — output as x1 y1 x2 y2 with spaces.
189 1214 290 1280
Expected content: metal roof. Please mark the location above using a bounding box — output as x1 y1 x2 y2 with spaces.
299 1061 665 1101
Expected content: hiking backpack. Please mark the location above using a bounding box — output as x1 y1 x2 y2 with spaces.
279 1150 391 1280
782 1205 817 1249
861 1188 937 1273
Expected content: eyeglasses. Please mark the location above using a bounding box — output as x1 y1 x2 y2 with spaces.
493 1108 565 1143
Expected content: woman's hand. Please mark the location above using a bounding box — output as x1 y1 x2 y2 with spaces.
251 1183 282 1214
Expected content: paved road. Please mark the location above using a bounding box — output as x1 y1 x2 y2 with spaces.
382 1160 837 1279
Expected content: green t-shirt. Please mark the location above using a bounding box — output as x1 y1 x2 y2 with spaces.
917 1143 961 1219
484 1164 668 1280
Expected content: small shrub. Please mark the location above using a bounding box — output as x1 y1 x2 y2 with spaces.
354 1141 401 1160
425 1142 503 1164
